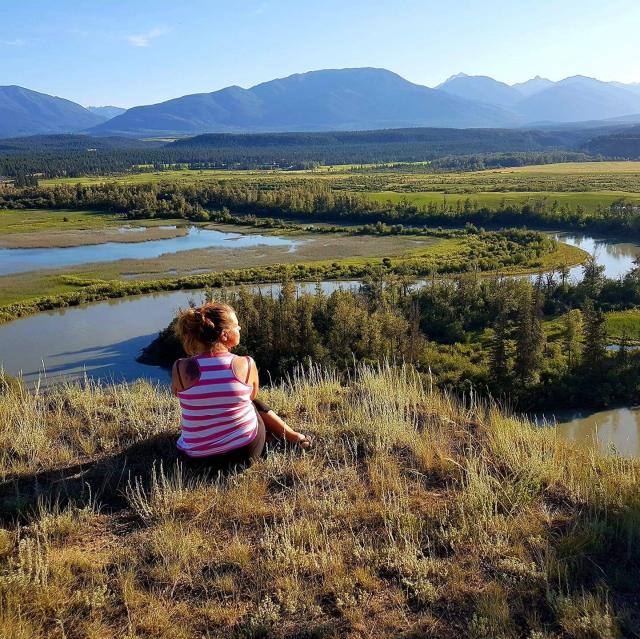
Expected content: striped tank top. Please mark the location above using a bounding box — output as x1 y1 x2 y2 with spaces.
176 352 258 457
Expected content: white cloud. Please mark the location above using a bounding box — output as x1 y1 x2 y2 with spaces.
124 27 168 48
1 38 26 47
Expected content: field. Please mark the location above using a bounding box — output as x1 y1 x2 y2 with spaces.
0 209 123 233
0 363 638 638
37 162 640 214
491 161 640 174
606 309 640 342
366 190 640 214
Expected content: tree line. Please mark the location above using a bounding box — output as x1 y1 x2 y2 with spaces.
3 179 640 236
141 259 640 411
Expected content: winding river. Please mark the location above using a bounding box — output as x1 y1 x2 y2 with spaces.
2 229 640 456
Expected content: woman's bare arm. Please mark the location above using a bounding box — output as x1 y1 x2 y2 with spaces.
171 358 200 396
232 356 259 399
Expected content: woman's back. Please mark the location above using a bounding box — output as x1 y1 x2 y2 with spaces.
176 352 258 457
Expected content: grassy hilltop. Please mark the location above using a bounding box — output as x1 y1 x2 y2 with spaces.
0 363 638 638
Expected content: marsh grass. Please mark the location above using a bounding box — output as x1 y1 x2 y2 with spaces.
0 362 638 638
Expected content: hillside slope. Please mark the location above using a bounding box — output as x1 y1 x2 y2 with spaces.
0 363 638 638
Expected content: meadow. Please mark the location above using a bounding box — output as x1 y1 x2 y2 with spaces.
0 209 191 249
35 161 640 216
0 209 124 234
365 190 640 214
605 309 640 342
0 363 638 638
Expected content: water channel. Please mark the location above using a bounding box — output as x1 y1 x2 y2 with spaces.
0 226 301 275
2 230 640 456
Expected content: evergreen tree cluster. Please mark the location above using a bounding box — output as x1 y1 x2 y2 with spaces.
142 262 640 411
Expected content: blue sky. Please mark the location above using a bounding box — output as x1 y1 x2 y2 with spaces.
2 0 639 108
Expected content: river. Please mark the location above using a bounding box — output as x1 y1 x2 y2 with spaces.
2 229 640 456
0 226 301 275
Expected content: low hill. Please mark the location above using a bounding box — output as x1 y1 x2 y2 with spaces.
89 68 517 137
0 86 106 138
584 125 640 158
167 126 592 154
0 133 156 153
0 364 637 637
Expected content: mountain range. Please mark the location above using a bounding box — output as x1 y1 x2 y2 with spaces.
89 69 518 137
2 68 640 138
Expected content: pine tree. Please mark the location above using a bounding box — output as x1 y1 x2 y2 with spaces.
562 309 583 369
514 287 546 386
489 311 512 392
580 256 606 299
581 299 607 371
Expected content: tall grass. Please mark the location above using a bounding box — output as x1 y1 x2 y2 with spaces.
0 363 638 638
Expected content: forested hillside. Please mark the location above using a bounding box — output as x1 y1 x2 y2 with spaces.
0 127 605 178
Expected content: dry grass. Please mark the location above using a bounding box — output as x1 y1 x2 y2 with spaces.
0 363 638 638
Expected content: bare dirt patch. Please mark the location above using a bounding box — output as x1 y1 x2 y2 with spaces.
115 233 437 279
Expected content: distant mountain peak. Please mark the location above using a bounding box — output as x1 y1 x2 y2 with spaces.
0 85 105 138
560 74 601 84
441 72 471 83
512 76 555 98
436 73 522 108
86 105 127 120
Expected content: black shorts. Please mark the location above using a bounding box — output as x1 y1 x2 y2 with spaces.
179 409 266 473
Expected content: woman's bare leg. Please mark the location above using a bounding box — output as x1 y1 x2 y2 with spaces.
260 409 304 442
253 400 311 448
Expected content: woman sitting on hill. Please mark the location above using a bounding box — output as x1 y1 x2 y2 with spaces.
172 301 312 469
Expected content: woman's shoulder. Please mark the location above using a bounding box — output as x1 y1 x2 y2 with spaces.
173 356 201 391
231 354 255 384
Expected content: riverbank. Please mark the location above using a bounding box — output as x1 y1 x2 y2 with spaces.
0 363 637 638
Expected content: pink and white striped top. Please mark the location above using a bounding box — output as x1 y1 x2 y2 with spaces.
176 352 258 458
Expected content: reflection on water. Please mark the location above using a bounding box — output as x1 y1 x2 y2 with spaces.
0 226 301 275
0 281 358 386
552 232 640 280
544 407 640 458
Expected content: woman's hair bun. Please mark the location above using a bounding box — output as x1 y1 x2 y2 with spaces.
174 301 235 356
